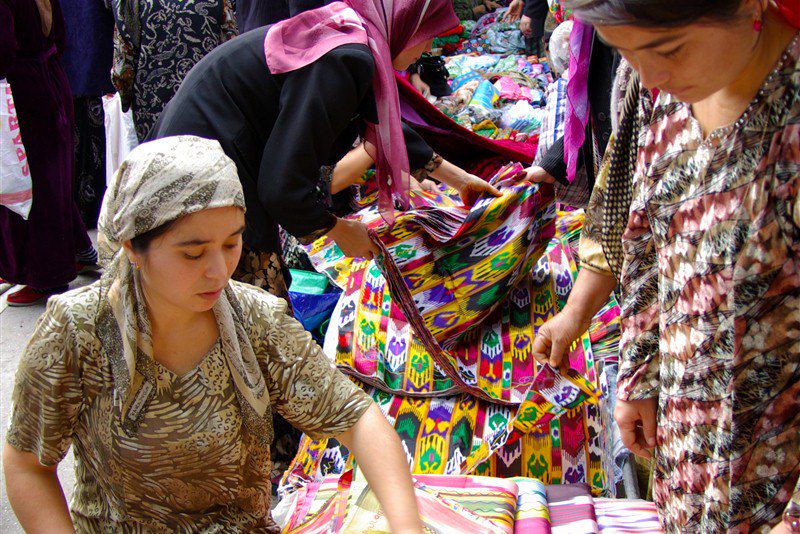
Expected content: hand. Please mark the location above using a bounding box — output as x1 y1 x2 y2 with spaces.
615 398 658 459
521 165 556 184
419 179 438 193
451 173 502 206
409 73 431 99
771 521 795 534
531 306 591 373
473 4 487 16
519 15 532 37
326 218 379 260
484 0 501 10
502 0 523 22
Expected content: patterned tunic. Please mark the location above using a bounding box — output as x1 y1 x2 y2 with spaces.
7 281 371 532
617 33 800 532
111 0 237 141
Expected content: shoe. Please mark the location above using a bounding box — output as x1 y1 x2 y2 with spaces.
6 285 68 307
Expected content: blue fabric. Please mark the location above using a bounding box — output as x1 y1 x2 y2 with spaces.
60 0 114 96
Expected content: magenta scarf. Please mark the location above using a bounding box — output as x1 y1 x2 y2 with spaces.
563 19 593 184
265 0 459 220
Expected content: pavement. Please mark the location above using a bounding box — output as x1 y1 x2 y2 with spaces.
0 257 101 532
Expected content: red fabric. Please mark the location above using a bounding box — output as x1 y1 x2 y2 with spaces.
776 0 800 28
396 73 536 176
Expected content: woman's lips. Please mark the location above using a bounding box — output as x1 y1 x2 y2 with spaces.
198 288 223 300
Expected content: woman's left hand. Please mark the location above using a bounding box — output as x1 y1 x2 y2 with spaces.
770 521 794 534
451 173 502 206
409 73 431 98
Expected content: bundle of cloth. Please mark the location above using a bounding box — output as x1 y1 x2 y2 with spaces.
457 8 526 55
277 164 626 506
433 53 551 140
277 468 663 533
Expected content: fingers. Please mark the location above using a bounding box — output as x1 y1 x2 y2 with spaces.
484 182 502 197
531 332 550 366
640 402 658 449
615 416 651 459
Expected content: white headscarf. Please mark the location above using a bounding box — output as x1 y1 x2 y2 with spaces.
97 136 271 443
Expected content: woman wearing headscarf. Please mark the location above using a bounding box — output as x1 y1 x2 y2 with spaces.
153 0 500 301
3 136 424 533
530 0 799 532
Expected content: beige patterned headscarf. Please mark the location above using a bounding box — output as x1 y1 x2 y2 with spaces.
98 136 271 443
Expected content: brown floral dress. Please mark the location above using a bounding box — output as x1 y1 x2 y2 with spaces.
7 281 371 532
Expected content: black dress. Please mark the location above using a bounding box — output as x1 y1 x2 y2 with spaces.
153 27 434 287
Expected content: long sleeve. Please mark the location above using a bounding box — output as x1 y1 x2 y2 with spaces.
616 173 660 401
402 122 434 172
538 135 570 184
259 46 376 241
111 25 135 111
452 0 476 21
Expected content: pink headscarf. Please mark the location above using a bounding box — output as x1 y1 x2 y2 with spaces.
563 18 593 185
265 0 459 220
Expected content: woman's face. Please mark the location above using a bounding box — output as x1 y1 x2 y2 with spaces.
125 206 245 314
595 9 758 103
392 38 435 70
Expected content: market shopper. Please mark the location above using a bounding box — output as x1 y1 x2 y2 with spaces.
530 0 800 531
3 136 424 533
110 0 238 142
153 0 499 300
0 0 98 307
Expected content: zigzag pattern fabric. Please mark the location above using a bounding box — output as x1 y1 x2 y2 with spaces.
282 166 622 498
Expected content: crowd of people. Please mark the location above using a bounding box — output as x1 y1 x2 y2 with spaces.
0 0 798 532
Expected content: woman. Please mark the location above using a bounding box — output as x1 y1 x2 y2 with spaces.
3 136 423 533
110 0 238 141
534 0 799 531
153 0 500 300
0 0 97 307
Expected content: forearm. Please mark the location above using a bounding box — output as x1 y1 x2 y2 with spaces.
331 144 374 194
563 268 617 329
4 446 74 533
429 159 466 189
338 403 422 533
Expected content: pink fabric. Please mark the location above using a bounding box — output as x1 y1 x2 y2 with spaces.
265 0 459 222
563 19 593 184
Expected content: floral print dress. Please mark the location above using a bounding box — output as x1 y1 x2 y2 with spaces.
617 33 800 533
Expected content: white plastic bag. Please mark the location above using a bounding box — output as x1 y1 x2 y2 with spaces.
0 80 32 219
102 93 138 186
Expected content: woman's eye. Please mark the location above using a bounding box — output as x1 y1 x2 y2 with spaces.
659 45 683 59
224 243 239 250
184 252 203 260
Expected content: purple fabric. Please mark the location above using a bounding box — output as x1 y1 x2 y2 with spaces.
264 0 459 222
563 19 593 184
0 0 92 288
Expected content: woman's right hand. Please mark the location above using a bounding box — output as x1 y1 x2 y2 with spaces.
531 306 591 373
326 218 380 260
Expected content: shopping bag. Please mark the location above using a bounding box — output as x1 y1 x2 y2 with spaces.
0 80 32 219
102 93 138 185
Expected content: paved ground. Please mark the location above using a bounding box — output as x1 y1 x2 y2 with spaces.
0 261 100 532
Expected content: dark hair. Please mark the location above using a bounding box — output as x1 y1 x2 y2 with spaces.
129 219 178 253
562 0 747 27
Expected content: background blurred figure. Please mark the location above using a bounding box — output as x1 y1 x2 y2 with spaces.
110 0 237 141
0 0 97 306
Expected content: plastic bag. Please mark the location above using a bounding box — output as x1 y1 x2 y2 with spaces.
468 80 499 111
0 80 32 219
103 93 138 186
499 100 544 133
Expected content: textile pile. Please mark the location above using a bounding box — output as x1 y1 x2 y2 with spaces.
278 165 625 502
278 468 662 533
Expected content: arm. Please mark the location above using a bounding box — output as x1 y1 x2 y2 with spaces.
260 47 374 242
337 404 423 534
110 25 135 111
4 298 82 532
3 446 74 534
220 0 238 41
531 268 617 371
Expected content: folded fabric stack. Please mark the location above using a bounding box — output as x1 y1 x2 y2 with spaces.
279 165 625 504
278 469 662 533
